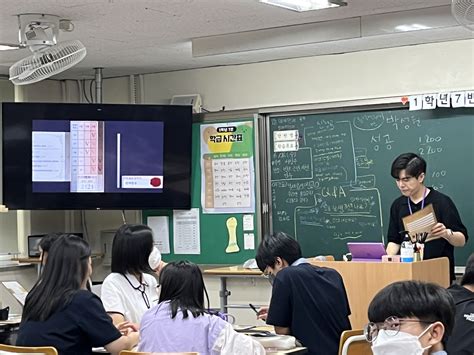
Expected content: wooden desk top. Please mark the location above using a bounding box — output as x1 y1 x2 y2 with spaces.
203 265 262 276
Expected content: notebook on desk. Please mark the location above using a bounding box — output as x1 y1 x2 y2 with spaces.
347 242 387 262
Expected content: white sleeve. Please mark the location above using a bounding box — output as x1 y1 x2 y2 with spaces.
212 323 265 355
144 273 159 305
101 277 126 315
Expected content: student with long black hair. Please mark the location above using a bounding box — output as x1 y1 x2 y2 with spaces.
138 261 265 355
17 234 138 354
101 224 161 325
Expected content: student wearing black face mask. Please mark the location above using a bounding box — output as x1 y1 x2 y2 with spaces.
255 232 351 355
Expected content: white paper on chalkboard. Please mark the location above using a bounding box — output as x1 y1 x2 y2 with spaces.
244 233 255 250
173 208 200 254
243 214 254 231
147 216 170 254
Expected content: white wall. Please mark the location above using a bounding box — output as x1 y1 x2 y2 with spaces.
140 39 474 111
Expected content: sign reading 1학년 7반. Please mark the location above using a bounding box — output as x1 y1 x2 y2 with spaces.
200 121 255 214
408 91 474 111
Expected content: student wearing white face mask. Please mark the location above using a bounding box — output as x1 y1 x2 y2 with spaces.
365 280 455 355
101 224 162 326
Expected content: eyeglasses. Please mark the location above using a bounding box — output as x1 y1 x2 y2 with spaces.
262 266 275 285
364 316 432 342
395 176 415 183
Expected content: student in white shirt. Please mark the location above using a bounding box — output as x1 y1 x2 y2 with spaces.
101 224 162 325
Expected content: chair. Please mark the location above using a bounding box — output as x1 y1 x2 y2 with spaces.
338 329 372 355
0 344 58 355
119 352 199 355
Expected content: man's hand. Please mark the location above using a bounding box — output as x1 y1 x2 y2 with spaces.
257 306 269 321
430 223 448 239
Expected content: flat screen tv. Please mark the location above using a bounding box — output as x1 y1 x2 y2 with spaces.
2 102 192 210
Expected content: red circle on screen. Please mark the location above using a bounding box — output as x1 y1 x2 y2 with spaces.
150 177 161 187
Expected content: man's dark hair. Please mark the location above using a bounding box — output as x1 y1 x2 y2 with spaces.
368 280 455 340
23 234 91 322
158 261 210 319
390 153 427 179
111 224 153 275
255 231 302 272
461 253 474 286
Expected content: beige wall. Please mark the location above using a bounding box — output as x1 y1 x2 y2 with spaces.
141 39 474 111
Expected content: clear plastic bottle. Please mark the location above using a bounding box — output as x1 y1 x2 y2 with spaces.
400 233 414 262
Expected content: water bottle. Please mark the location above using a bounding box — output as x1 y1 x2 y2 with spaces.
400 233 414 262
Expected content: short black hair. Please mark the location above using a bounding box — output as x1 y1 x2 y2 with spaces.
111 224 154 275
391 153 427 179
461 253 474 286
368 281 455 339
255 231 302 272
39 232 62 253
158 261 209 319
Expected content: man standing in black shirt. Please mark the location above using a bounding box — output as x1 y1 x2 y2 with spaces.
386 152 468 282
255 232 351 355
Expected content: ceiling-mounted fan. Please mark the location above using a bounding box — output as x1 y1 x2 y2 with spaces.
452 0 474 31
3 13 86 85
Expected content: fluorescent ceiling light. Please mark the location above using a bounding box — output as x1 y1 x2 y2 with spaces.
395 24 432 32
0 44 22 51
259 0 347 12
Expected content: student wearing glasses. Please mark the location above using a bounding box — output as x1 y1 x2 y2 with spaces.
365 280 455 355
255 232 351 355
101 224 162 325
386 152 468 282
17 234 139 354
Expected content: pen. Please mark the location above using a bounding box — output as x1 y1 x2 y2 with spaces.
249 303 259 314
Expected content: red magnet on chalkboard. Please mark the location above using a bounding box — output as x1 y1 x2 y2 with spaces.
401 96 409 105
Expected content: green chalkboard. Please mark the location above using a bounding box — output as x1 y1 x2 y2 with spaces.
269 108 474 265
143 118 259 264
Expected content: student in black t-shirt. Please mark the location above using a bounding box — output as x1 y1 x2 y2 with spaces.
386 153 468 282
255 232 351 355
17 234 139 355
446 253 474 354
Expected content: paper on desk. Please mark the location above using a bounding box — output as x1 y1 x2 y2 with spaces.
402 204 438 240
147 216 170 254
2 281 28 306
173 208 200 254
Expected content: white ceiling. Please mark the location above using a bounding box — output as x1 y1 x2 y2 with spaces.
0 0 472 80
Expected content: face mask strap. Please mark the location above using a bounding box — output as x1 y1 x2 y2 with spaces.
417 323 434 351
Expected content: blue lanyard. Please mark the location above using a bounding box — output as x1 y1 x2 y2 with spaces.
408 187 427 215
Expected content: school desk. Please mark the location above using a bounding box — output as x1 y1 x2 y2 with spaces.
205 257 450 329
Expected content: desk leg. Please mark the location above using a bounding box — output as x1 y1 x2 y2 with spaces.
219 277 231 314
36 264 41 277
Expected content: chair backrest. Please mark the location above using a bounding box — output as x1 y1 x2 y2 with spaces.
119 352 199 355
338 329 372 355
0 344 58 355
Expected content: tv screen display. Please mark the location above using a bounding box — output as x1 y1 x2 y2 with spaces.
2 102 192 209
